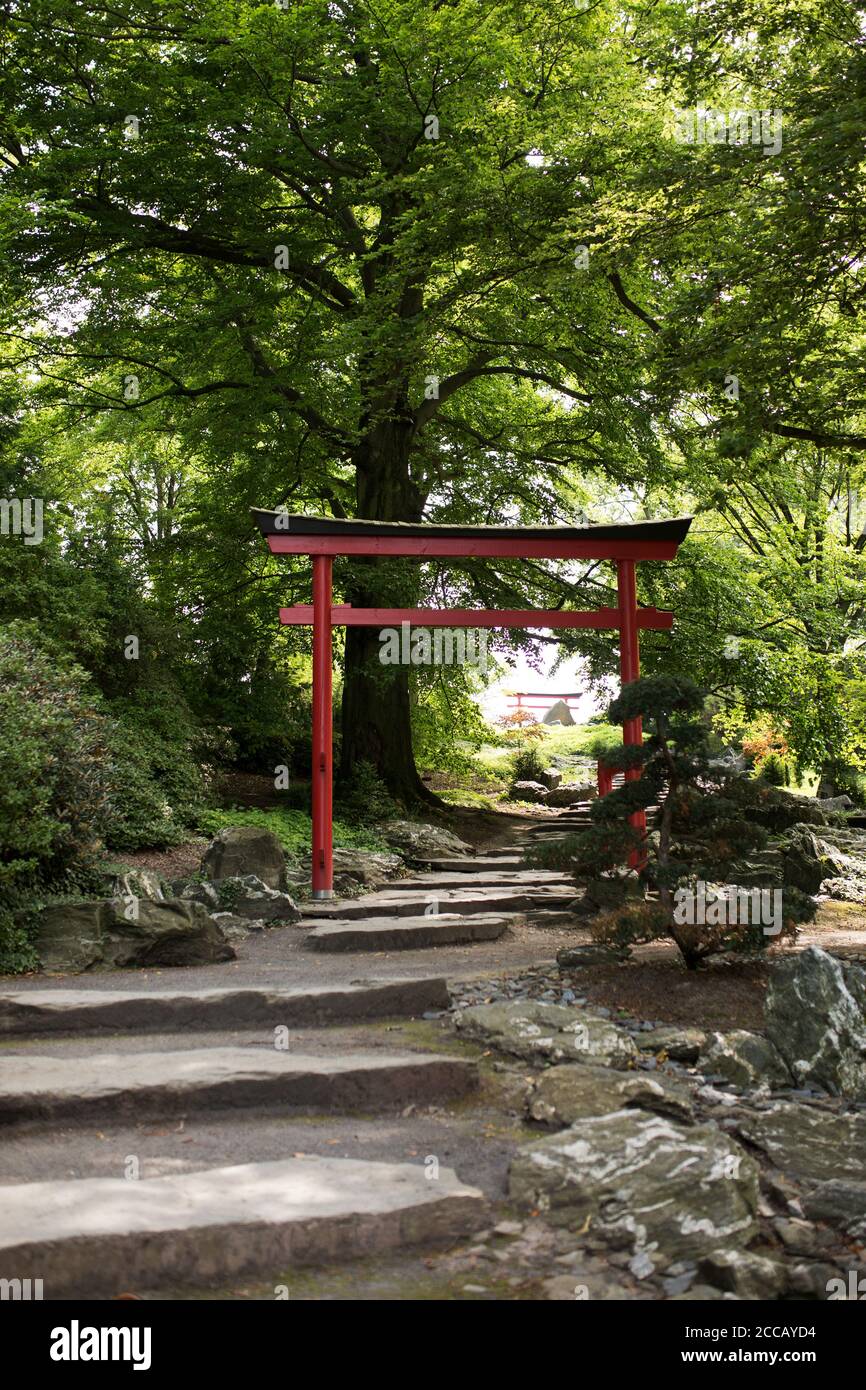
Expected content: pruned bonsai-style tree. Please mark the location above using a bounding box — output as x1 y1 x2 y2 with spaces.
531 676 805 969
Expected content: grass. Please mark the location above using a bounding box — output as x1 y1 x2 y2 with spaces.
437 789 498 809
468 721 615 786
195 807 389 858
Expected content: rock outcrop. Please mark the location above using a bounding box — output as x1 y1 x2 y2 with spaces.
379 820 474 859
36 899 235 972
526 1064 694 1127
454 1000 637 1068
765 946 866 1098
509 1110 758 1262
698 1030 791 1089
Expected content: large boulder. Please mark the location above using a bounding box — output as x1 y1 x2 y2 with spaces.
36 898 235 972
507 780 549 804
379 820 473 859
542 700 575 726
765 946 866 1098
808 824 866 901
509 1111 758 1262
300 846 403 888
454 1000 637 1069
101 899 235 968
698 1030 791 1089
733 1101 866 1185
720 850 784 889
545 782 595 807
745 791 828 832
201 826 288 890
36 903 106 973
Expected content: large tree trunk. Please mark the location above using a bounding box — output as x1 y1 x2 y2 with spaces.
339 415 439 807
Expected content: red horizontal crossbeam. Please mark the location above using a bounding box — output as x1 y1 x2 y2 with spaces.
268 535 681 561
509 692 582 699
279 606 674 629
507 699 577 707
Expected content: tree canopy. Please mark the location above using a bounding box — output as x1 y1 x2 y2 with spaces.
1 0 865 797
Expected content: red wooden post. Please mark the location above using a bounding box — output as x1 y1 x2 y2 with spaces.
311 555 334 897
617 559 646 869
597 762 613 797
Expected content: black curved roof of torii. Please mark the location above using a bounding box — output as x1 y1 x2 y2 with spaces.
251 511 693 543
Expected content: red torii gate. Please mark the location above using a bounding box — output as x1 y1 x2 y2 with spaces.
253 512 692 897
505 691 582 717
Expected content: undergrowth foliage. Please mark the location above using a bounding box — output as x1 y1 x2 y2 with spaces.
510 745 548 786
0 623 212 971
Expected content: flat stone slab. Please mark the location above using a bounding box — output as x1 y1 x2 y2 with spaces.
413 857 524 872
390 870 573 891
0 1156 487 1297
301 890 534 920
525 890 577 907
0 978 450 1037
305 913 513 952
0 1048 477 1123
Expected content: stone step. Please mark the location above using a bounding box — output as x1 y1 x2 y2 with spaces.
526 821 588 833
527 806 659 825
305 912 514 952
391 870 574 891
0 1047 477 1124
524 910 580 928
411 856 524 872
527 819 658 838
0 978 451 1039
300 889 535 920
0 1156 487 1298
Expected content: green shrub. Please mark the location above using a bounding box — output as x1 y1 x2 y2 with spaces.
105 717 208 851
756 751 787 786
0 622 113 889
510 745 548 785
0 890 39 975
0 622 115 972
334 760 398 826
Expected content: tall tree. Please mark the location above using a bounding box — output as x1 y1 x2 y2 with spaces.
0 0 663 800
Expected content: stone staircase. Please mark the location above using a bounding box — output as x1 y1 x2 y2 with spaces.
0 973 486 1297
526 790 660 849
0 815 580 1298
